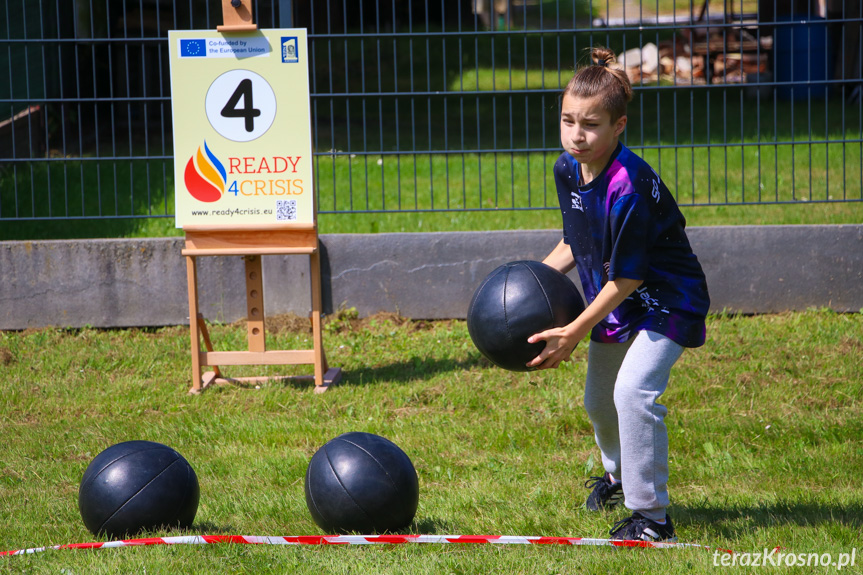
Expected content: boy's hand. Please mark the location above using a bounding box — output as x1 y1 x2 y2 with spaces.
525 325 585 370
525 277 643 370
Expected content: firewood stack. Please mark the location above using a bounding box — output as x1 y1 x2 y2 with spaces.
614 27 770 86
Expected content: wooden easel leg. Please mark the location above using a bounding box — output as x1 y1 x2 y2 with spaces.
198 314 219 367
310 250 325 390
197 314 222 388
186 255 203 394
309 250 342 393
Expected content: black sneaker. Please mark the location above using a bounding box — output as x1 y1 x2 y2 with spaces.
609 512 677 543
584 472 624 511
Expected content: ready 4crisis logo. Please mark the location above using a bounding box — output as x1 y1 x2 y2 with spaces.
183 141 304 203
184 142 226 202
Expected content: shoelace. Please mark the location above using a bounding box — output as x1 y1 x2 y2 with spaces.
610 513 670 541
583 475 610 490
609 514 637 537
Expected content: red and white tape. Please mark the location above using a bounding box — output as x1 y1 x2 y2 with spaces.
1 534 733 556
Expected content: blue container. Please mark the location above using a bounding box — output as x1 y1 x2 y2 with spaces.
773 15 832 100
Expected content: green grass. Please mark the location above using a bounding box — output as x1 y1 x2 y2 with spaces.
0 158 174 240
2 143 861 240
0 310 861 573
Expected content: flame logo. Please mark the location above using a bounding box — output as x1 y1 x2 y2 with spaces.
184 141 227 203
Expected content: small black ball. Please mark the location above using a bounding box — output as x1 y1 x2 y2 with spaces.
467 260 585 371
78 440 200 539
304 432 419 534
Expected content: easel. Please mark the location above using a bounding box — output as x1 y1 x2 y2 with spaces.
217 0 257 32
181 2 340 395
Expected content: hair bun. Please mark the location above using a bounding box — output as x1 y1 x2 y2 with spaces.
591 47 616 68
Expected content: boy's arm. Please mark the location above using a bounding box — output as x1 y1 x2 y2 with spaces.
542 239 576 274
525 276 643 370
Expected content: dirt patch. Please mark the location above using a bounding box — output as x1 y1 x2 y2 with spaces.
0 347 13 365
356 311 408 328
233 311 457 335
837 336 863 356
329 311 453 334
266 313 314 334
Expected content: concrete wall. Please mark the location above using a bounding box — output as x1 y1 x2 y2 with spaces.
1 225 861 330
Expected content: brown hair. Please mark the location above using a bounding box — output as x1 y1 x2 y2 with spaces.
563 47 632 122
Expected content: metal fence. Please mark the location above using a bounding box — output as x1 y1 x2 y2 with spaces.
1 0 861 226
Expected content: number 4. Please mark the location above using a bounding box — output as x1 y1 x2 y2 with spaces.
220 78 261 133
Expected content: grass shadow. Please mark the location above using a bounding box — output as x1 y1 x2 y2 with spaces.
412 517 458 534
675 499 863 539
334 357 486 387
190 522 238 535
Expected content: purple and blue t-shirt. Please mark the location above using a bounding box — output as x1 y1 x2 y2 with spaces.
554 142 710 348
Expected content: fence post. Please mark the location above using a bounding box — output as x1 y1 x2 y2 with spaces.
279 0 293 27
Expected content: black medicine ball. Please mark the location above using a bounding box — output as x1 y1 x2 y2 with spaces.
78 440 200 539
467 260 585 371
304 432 419 534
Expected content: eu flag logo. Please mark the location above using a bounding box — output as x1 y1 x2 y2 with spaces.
180 39 206 58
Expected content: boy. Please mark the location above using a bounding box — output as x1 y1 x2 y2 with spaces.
525 47 710 543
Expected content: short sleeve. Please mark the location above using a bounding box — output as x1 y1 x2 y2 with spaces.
553 153 579 247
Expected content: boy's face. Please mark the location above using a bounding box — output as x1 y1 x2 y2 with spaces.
560 93 627 174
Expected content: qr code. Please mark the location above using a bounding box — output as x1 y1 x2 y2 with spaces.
275 199 297 221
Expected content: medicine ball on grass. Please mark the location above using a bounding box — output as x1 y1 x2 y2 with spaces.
305 432 419 534
467 260 585 371
78 440 200 539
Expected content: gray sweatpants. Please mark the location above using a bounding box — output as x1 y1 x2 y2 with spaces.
583 330 684 522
